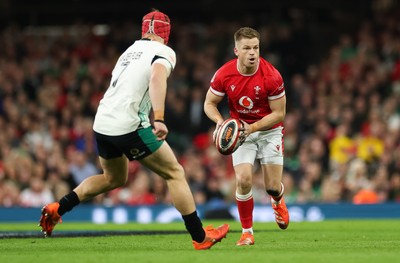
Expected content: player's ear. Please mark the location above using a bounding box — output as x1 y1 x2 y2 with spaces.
234 47 238 56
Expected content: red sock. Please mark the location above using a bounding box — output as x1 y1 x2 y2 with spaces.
236 191 254 229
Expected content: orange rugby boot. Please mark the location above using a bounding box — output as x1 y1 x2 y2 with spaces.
39 202 62 237
236 232 255 246
271 197 289 230
192 224 230 250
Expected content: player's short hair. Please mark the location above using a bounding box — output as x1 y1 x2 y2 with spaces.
234 27 260 43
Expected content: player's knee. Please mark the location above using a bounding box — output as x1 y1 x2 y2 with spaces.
236 176 252 191
162 162 184 180
107 175 128 189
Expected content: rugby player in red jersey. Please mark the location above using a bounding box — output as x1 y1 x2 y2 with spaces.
204 27 289 246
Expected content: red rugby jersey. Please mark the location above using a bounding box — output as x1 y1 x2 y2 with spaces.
210 57 285 128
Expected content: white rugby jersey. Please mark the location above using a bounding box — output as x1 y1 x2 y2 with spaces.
93 39 176 135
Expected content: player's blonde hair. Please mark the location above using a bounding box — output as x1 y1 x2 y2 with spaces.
234 27 260 43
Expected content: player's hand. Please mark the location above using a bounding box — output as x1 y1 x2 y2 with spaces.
212 120 224 143
238 120 251 144
153 121 168 140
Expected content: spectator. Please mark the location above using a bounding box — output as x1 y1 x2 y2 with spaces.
68 149 99 187
388 173 400 202
329 123 357 168
352 188 379 204
20 177 55 207
118 170 157 206
0 179 21 207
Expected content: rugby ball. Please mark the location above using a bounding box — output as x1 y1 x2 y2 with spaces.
215 118 243 155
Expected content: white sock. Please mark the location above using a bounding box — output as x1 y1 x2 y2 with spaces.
236 190 253 201
242 227 253 234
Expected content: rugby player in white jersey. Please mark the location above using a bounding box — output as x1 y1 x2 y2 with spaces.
39 9 229 250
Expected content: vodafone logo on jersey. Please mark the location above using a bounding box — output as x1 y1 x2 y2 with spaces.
239 96 254 109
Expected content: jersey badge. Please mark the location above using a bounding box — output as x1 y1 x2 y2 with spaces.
276 145 281 152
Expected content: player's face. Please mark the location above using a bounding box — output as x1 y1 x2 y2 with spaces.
234 38 260 71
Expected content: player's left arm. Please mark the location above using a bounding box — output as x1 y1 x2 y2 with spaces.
150 48 176 121
149 62 170 140
244 95 286 135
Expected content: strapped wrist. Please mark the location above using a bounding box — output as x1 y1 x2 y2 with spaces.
153 110 164 121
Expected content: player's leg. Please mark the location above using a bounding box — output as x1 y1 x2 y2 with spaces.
140 142 195 214
233 163 255 245
232 142 257 246
258 127 289 229
262 164 283 198
116 127 197 215
39 132 129 237
140 141 229 249
39 156 128 236
74 156 128 201
262 163 289 229
40 156 129 236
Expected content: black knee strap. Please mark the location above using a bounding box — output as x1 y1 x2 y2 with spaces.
267 189 280 197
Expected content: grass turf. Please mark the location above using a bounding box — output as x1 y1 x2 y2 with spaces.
0 219 399 263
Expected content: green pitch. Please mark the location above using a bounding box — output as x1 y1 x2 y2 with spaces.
1 220 399 263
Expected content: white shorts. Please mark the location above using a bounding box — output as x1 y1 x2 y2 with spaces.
232 127 284 166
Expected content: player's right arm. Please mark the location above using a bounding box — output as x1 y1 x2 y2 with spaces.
204 89 224 125
204 89 225 142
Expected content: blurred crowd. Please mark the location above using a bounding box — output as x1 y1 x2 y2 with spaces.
0 4 400 209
